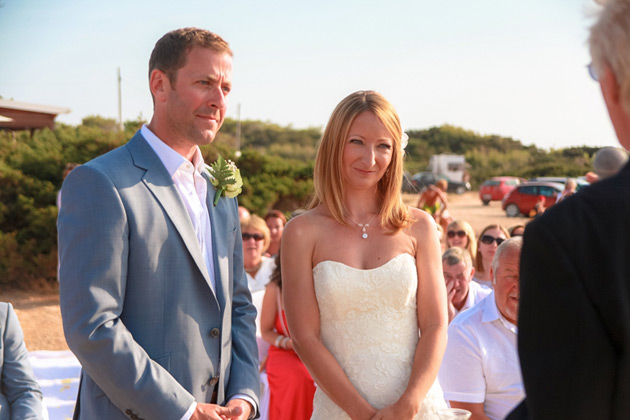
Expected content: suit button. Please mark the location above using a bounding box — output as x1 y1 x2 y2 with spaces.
210 328 220 337
125 409 132 415
209 376 219 385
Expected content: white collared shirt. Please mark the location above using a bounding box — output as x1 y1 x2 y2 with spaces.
141 126 255 420
455 281 492 318
439 292 524 420
142 125 216 292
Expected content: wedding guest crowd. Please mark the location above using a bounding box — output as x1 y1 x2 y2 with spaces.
440 237 524 420
261 255 316 420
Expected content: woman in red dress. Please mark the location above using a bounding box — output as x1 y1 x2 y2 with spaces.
261 255 316 420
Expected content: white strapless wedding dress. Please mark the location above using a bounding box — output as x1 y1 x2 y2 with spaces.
311 253 446 420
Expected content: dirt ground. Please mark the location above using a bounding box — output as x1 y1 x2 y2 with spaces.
6 191 530 351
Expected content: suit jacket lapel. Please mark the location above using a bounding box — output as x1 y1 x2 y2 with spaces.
203 170 229 311
127 133 215 297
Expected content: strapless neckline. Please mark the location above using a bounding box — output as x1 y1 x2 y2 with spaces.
313 253 414 272
311 250 446 419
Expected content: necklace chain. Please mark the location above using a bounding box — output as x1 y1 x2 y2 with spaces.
346 213 377 239
245 260 263 275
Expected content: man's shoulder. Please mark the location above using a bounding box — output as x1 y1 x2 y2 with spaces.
469 281 492 298
450 296 487 329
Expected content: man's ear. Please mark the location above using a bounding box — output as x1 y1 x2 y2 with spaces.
601 65 621 108
149 69 169 103
469 266 476 280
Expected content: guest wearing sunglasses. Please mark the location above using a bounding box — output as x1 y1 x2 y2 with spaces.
241 214 275 420
474 224 509 289
446 220 477 264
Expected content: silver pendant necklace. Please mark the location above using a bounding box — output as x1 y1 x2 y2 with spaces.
347 213 377 239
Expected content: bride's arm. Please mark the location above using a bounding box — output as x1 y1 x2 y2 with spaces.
373 210 448 420
281 215 376 420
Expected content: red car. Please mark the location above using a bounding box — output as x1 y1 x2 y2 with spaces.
502 181 564 217
479 177 523 205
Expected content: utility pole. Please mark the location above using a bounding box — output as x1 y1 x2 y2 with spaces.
117 67 123 130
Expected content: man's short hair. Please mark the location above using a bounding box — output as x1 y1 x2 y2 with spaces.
149 27 232 86
593 146 629 179
492 237 523 282
436 179 448 190
442 246 473 269
589 0 630 112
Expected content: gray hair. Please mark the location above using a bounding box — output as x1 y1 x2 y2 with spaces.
593 146 629 179
492 237 523 283
589 0 630 112
442 246 473 269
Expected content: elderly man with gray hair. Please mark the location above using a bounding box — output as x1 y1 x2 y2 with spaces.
442 247 491 324
439 237 524 420
508 1 630 419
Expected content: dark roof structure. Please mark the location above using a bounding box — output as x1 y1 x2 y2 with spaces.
0 99 70 131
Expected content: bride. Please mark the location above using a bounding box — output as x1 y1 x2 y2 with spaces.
282 90 448 420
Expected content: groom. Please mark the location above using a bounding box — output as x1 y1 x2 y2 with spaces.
58 28 260 420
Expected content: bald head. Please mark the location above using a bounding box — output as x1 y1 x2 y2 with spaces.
593 147 629 179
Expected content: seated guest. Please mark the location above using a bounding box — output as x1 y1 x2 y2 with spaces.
241 214 275 420
446 220 477 263
508 224 525 237
261 255 315 420
473 224 509 289
442 247 491 324
0 302 45 420
586 146 628 183
439 237 524 420
264 210 287 257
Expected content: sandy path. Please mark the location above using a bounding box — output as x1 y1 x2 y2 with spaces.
6 191 530 351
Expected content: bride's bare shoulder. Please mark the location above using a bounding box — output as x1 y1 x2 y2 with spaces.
406 207 439 238
283 207 329 238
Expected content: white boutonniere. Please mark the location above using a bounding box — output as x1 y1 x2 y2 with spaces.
207 155 243 206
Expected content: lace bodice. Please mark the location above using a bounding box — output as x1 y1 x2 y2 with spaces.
311 253 446 420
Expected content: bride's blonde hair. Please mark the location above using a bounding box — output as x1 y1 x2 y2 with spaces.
310 90 411 233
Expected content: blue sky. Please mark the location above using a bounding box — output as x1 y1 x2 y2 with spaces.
0 0 618 149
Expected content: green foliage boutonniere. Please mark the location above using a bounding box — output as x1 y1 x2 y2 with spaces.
207 155 243 206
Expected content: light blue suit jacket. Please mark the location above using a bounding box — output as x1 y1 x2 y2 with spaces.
0 302 44 420
58 132 260 420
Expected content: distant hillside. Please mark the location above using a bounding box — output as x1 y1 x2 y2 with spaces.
219 118 598 187
0 116 601 288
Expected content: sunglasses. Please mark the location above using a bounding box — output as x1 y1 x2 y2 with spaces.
447 230 467 239
242 233 264 241
480 235 505 246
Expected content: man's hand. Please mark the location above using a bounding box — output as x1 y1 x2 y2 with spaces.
445 278 458 323
190 403 243 420
226 398 253 420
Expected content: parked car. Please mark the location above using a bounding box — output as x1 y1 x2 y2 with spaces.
410 171 472 194
479 176 524 205
528 177 590 191
502 181 564 217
